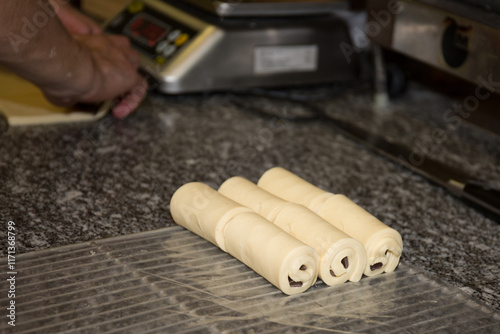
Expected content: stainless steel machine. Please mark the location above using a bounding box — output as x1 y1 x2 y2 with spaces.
105 0 359 94
366 0 500 94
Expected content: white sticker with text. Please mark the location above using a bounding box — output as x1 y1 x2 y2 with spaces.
254 45 318 74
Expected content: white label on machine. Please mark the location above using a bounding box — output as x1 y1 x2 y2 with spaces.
253 45 318 74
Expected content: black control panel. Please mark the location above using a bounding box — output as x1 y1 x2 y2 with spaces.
106 1 197 66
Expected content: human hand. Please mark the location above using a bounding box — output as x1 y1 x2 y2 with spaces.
50 2 146 118
49 0 102 35
42 34 147 119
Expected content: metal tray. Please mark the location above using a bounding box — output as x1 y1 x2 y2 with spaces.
1 226 499 333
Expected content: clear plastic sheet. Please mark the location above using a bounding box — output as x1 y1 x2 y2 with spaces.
1 226 499 333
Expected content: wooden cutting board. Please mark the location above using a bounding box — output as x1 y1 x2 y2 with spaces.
0 66 109 126
81 0 129 21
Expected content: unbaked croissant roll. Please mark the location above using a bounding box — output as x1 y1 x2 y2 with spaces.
258 167 403 277
170 182 251 252
219 177 367 285
170 182 319 295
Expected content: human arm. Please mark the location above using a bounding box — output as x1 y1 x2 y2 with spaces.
49 0 103 35
0 0 146 118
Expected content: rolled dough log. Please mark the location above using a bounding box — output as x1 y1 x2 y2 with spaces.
170 182 252 252
258 167 403 277
224 211 319 295
170 182 319 295
219 177 366 285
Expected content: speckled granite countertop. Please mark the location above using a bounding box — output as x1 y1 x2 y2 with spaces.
1 83 499 311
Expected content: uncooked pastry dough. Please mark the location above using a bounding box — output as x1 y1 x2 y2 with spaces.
170 182 319 295
0 66 109 126
258 167 403 277
219 176 367 285
224 211 319 295
170 182 252 252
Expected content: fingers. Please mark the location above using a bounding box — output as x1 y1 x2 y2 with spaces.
87 20 103 35
107 35 131 49
107 35 140 68
111 35 141 68
68 33 147 117
52 0 103 35
112 76 148 119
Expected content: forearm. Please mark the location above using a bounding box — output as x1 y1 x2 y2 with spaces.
0 0 94 103
1 0 146 117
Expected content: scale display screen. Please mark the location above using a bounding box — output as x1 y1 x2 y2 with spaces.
124 13 170 47
106 4 197 63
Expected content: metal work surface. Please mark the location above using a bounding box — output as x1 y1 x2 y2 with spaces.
182 0 349 17
367 0 500 93
1 226 499 333
105 0 357 94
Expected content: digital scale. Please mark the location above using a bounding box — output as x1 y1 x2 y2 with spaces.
105 0 359 94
